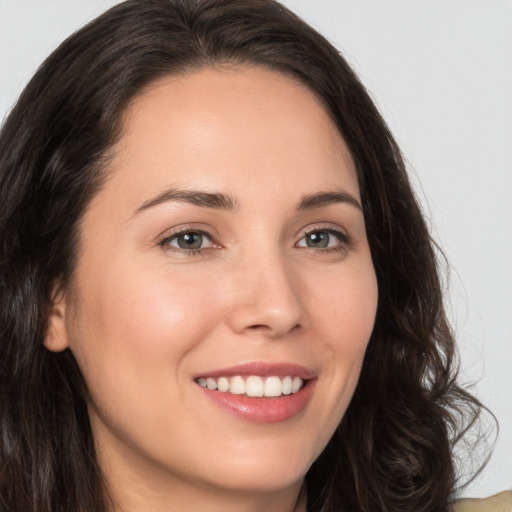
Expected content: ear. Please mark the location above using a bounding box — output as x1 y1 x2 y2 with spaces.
44 280 70 352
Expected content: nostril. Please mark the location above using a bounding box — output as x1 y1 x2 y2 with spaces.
244 323 302 340
247 324 267 331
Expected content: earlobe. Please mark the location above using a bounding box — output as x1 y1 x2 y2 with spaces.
44 282 70 353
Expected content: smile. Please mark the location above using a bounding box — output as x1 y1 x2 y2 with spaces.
196 375 304 397
194 362 316 423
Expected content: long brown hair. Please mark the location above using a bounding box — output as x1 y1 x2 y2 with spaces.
0 1 491 511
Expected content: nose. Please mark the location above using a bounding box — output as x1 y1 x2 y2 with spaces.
226 249 308 338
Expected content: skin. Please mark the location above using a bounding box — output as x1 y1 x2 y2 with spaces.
46 66 378 512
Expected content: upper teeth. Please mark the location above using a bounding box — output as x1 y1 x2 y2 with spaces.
196 375 304 397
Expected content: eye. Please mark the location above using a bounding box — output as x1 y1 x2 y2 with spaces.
160 230 215 252
296 228 347 250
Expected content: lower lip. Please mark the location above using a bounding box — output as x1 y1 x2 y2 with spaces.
197 380 316 423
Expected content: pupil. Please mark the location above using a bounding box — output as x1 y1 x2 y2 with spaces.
307 231 328 248
178 232 202 250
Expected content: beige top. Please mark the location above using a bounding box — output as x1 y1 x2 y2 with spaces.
454 491 512 512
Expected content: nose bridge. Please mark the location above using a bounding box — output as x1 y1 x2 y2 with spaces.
227 241 306 337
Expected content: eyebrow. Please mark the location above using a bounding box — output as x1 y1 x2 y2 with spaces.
297 190 362 212
132 187 362 218
132 188 239 216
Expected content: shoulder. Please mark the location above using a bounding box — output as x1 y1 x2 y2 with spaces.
454 491 512 512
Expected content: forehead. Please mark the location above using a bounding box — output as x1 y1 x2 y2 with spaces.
104 65 359 210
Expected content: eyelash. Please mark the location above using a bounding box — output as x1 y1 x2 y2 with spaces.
297 225 351 254
157 225 350 256
158 227 218 256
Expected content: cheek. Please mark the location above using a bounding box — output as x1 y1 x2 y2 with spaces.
307 258 378 418
65 260 232 458
66 260 226 393
309 257 378 347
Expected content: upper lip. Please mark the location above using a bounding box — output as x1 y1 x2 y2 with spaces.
194 362 316 380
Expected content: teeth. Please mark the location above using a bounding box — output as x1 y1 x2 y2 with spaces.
217 377 230 392
196 375 305 397
264 376 283 397
282 376 292 395
291 376 302 393
246 376 264 397
230 376 245 395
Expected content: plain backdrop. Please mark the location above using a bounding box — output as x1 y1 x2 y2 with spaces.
1 0 511 498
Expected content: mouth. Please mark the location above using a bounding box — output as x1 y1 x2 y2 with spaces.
194 363 316 423
195 375 305 397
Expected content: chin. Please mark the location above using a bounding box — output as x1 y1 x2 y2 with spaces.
192 435 317 493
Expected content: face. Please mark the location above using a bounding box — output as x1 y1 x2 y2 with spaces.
47 67 378 507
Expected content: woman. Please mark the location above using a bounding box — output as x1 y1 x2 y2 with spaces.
0 1 508 511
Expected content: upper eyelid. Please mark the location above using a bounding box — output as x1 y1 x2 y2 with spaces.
157 224 218 243
296 223 349 239
157 230 218 254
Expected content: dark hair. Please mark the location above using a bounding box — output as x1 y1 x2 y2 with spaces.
0 1 491 511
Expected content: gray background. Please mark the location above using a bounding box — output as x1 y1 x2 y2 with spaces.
1 0 510 498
